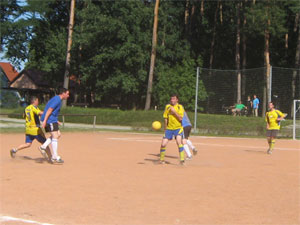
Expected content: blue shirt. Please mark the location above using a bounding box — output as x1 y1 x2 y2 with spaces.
41 96 62 124
182 112 192 128
253 98 259 109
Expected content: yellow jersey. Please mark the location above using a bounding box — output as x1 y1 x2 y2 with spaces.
163 103 184 130
265 109 284 130
24 105 42 135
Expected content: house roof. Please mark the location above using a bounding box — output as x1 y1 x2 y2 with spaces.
0 62 19 82
10 69 50 88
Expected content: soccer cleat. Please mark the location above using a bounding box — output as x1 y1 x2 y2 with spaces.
193 148 198 156
180 160 185 165
10 148 17 158
186 156 192 161
38 146 48 160
159 160 165 164
51 156 64 164
267 149 272 154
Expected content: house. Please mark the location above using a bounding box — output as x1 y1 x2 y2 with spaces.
0 62 19 88
0 62 21 107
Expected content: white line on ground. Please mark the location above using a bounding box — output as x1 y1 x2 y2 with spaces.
107 138 299 151
0 215 54 225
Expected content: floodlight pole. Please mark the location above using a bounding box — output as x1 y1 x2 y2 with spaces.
194 67 199 132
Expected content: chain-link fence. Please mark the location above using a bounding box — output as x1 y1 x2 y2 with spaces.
195 66 300 118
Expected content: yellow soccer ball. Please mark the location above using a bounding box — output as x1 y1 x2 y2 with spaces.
152 121 161 131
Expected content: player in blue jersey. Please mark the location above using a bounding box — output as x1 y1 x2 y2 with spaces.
39 88 69 164
182 112 197 160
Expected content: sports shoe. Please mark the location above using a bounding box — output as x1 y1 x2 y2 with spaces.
193 148 198 156
186 156 192 161
180 160 185 165
38 146 48 160
267 149 272 154
159 160 165 164
10 148 17 158
51 157 64 164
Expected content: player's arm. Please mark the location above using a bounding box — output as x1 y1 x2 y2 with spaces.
42 108 54 128
276 110 287 121
169 106 183 122
164 118 168 131
265 112 270 129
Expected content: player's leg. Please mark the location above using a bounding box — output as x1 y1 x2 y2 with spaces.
182 126 192 159
175 134 185 164
10 135 33 158
160 138 169 163
48 123 63 163
269 130 278 154
36 132 51 160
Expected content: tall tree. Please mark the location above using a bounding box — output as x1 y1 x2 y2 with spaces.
236 1 241 103
62 0 75 107
145 0 160 110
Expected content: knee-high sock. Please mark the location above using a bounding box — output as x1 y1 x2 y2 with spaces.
41 138 52 149
184 144 192 158
160 147 166 161
179 144 185 161
270 140 275 150
51 139 58 159
187 140 195 150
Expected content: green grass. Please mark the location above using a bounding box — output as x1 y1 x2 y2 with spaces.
0 106 294 138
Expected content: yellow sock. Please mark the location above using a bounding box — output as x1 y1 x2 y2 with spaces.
270 140 275 150
179 144 185 161
160 147 166 161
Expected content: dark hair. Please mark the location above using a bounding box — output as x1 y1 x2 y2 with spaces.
58 87 69 95
170 94 179 99
30 96 38 103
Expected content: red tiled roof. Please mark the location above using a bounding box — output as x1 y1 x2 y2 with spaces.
0 62 19 82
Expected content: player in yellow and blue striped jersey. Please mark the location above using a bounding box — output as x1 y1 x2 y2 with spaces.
159 94 185 164
10 96 50 160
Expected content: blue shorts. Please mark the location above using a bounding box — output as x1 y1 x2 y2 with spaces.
25 134 46 144
163 128 183 140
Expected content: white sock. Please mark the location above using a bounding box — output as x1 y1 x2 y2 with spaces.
51 139 58 159
184 144 192 158
41 138 52 149
187 140 195 150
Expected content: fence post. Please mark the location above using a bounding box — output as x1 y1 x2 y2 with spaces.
293 100 296 140
62 115 65 129
194 67 199 132
93 115 96 130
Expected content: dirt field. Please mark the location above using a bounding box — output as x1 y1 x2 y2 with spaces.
0 132 299 225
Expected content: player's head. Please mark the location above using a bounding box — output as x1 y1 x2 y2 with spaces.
254 94 257 98
268 102 274 110
30 96 39 106
58 87 70 100
170 94 179 106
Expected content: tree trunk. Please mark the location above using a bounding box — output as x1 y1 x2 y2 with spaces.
236 1 241 103
200 0 204 17
291 12 300 117
62 0 75 107
184 0 190 36
263 5 271 117
145 0 160 110
207 0 219 113
242 1 247 100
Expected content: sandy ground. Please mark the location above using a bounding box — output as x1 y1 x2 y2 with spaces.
0 132 299 225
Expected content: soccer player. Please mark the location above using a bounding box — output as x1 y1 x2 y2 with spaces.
159 94 185 164
10 96 51 160
265 102 287 154
182 111 197 160
39 88 69 163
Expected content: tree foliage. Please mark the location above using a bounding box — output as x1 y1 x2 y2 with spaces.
1 0 299 110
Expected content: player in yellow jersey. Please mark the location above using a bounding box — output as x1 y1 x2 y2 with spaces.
265 102 287 154
159 94 185 164
10 96 51 160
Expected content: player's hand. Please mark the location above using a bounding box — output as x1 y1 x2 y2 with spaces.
169 106 176 114
58 121 62 126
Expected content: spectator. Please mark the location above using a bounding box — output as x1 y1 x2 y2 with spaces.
246 96 252 116
231 100 246 116
253 94 260 117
